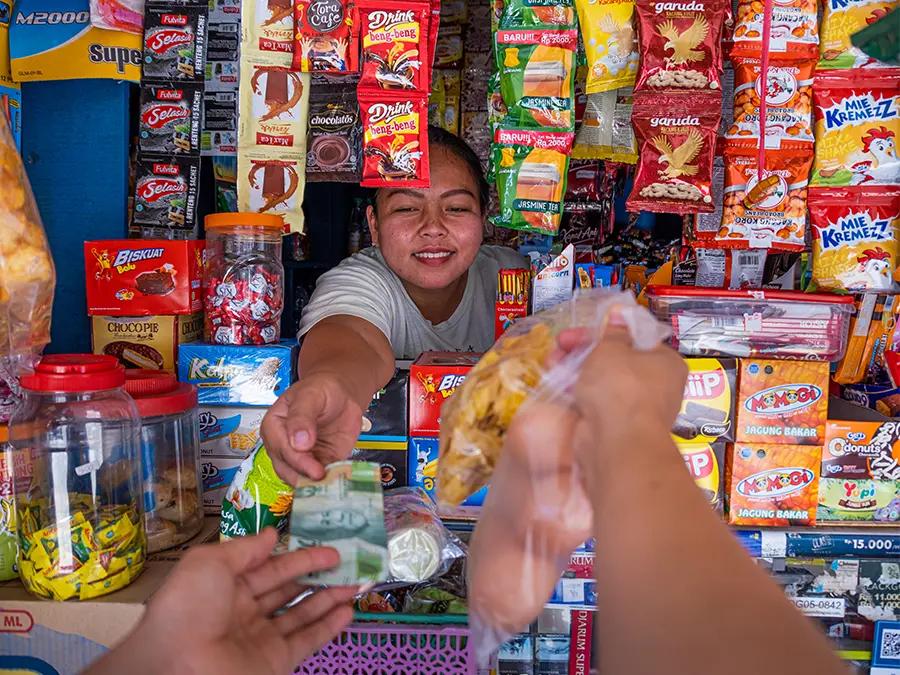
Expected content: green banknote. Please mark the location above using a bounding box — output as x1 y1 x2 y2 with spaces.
289 461 389 586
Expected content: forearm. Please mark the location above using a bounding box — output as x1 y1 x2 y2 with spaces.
585 422 844 675
299 320 394 409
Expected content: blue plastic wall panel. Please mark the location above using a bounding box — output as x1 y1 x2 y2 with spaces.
21 79 132 354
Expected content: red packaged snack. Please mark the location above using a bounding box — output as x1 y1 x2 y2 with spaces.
731 0 819 60
410 352 481 436
359 93 430 187
627 94 720 214
84 240 204 316
358 0 429 92
292 0 359 72
713 148 812 251
725 57 815 151
634 0 727 94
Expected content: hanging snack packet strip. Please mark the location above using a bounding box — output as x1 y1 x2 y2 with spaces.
731 0 818 59
495 28 577 130
819 0 896 69
575 0 638 94
811 68 900 187
142 6 208 82
809 186 900 293
633 0 726 93
242 0 295 64
572 87 638 163
237 152 304 232
239 56 311 152
725 57 815 151
292 0 358 73
359 93 430 187
712 148 812 251
491 128 574 234
627 95 720 214
499 0 576 29
307 86 362 182
358 0 429 92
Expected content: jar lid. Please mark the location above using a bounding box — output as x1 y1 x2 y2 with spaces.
20 355 125 393
205 213 285 231
124 370 197 418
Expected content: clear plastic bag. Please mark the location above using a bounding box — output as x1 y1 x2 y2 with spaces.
0 112 55 424
448 290 670 662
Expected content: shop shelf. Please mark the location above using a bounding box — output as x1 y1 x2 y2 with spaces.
734 527 900 558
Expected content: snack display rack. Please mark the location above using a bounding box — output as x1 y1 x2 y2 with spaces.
0 0 899 672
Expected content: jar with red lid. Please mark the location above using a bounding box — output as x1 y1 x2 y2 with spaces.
124 370 203 552
203 213 285 345
8 355 146 601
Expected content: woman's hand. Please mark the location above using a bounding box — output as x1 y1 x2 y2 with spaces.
86 530 355 675
261 374 364 485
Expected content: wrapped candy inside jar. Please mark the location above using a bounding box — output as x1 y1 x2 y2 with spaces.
203 213 285 345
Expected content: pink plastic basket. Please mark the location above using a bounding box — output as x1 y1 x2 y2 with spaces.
298 624 474 675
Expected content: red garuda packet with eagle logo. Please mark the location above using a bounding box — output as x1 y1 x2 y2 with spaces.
359 92 430 187
634 0 727 94
627 94 720 213
358 0 429 93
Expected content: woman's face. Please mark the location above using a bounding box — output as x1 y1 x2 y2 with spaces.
367 146 484 292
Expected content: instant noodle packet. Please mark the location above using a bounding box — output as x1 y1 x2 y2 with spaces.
499 0 576 29
358 0 429 92
242 0 295 64
810 186 900 293
495 28 577 130
491 128 574 234
239 56 311 152
237 150 305 232
359 93 430 187
576 0 638 94
819 0 897 69
292 0 359 73
731 0 819 59
726 57 815 150
627 94 720 214
713 148 813 251
811 68 900 187
633 0 727 94
727 443 822 526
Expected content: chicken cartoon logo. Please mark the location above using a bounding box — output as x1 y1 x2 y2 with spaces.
658 16 708 66
851 127 898 185
651 128 702 179
846 247 894 290
92 248 112 281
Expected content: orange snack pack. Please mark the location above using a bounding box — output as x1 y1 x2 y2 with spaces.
736 358 829 445
834 293 900 385
627 94 720 214
633 0 727 94
726 57 815 150
727 442 821 526
713 148 812 251
731 0 819 60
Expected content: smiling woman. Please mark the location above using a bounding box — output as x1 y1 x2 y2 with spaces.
259 127 526 485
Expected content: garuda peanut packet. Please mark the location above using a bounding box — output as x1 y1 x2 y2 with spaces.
576 0 638 94
495 28 577 130
633 0 727 94
491 128 574 234
627 94 720 214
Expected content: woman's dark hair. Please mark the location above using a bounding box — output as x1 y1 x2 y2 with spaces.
373 125 489 215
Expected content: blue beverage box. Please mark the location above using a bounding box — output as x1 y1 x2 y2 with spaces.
409 436 487 510
178 340 298 406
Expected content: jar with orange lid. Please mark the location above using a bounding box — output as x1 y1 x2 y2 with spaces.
203 213 285 345
124 370 203 552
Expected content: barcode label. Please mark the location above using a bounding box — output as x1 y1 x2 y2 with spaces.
738 253 761 266
218 23 238 31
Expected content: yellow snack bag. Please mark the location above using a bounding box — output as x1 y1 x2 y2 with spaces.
819 0 898 69
576 0 638 94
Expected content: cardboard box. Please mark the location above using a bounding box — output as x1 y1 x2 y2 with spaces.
85 240 203 316
672 358 736 443
736 359 829 445
677 441 726 512
409 352 481 437
0 518 218 673
727 443 822 526
351 438 408 490
178 341 298 407
200 455 244 514
199 406 267 457
818 419 900 523
92 314 202 371
409 436 486 511
361 369 409 438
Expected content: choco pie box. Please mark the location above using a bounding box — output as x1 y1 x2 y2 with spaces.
408 352 485 511
736 359 829 446
85 240 203 316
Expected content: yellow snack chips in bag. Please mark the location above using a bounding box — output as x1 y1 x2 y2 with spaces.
819 0 898 69
809 186 900 292
576 0 638 94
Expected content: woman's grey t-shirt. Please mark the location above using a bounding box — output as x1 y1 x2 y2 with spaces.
297 245 527 358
